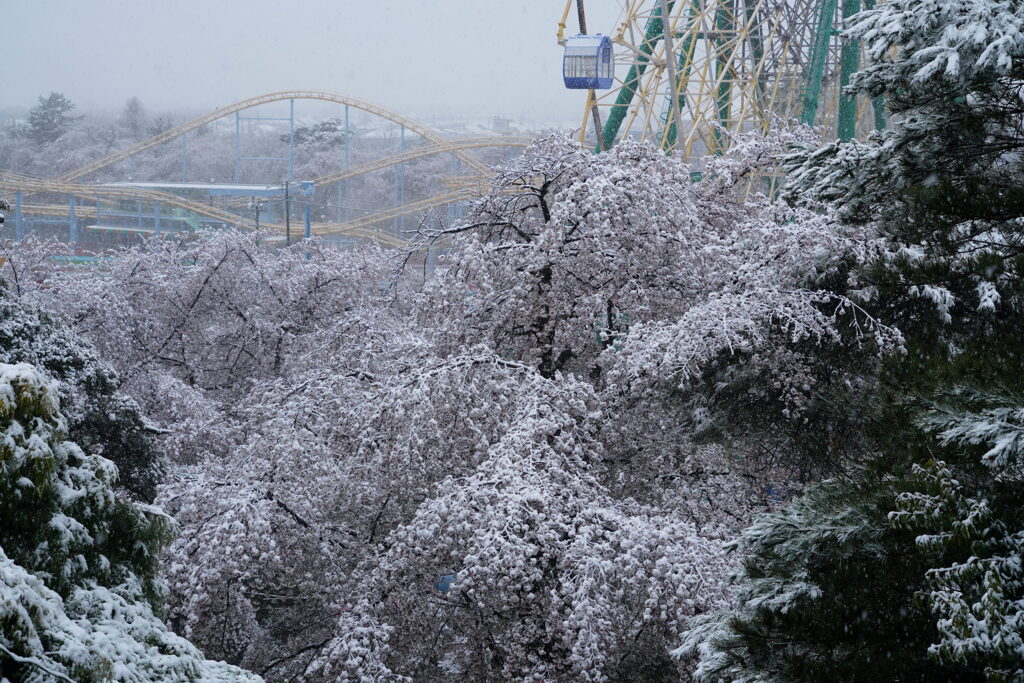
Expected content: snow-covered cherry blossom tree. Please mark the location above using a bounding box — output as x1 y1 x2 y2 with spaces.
309 365 729 682
421 132 901 481
0 126 909 681
23 230 394 463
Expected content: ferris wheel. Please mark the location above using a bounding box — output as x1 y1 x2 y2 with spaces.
558 0 886 157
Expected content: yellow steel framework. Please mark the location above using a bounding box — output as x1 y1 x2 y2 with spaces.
309 137 531 188
2 87 536 245
569 0 884 157
0 172 406 246
56 90 497 183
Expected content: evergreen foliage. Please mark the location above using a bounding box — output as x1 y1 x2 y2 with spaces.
0 285 165 502
27 92 78 146
895 393 1024 680
0 362 258 681
678 477 979 682
119 96 147 142
683 0 1024 679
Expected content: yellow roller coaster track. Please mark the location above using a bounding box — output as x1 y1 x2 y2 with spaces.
1 174 253 227
5 140 537 247
218 136 530 208
3 93 539 246
56 90 497 182
313 188 480 236
309 137 531 187
0 173 411 247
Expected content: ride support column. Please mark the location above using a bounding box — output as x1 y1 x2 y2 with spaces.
69 195 79 244
14 191 23 241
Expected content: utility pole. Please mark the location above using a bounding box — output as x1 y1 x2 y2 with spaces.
248 196 264 231
284 180 291 245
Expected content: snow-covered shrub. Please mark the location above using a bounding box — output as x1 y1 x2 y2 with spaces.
0 277 165 501
0 361 258 681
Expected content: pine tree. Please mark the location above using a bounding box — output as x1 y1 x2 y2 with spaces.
0 285 166 502
892 394 1024 680
682 0 1024 679
0 362 260 681
119 96 147 141
678 476 980 682
27 92 78 145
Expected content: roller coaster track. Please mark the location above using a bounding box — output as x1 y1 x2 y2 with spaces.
219 136 530 208
3 93 538 246
4 136 533 245
2 174 258 227
1 147 502 247
0 173 408 246
56 90 496 183
7 173 496 245
309 136 530 187
312 187 482 236
23 204 99 219
313 174 543 236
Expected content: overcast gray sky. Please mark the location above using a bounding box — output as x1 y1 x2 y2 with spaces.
3 1 622 123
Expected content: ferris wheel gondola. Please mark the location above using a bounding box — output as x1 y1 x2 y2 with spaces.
562 34 614 90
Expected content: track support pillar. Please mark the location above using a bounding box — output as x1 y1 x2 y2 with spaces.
394 125 405 233
337 104 352 222
288 99 295 183
181 133 189 182
234 112 241 183
14 191 23 241
69 195 79 244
